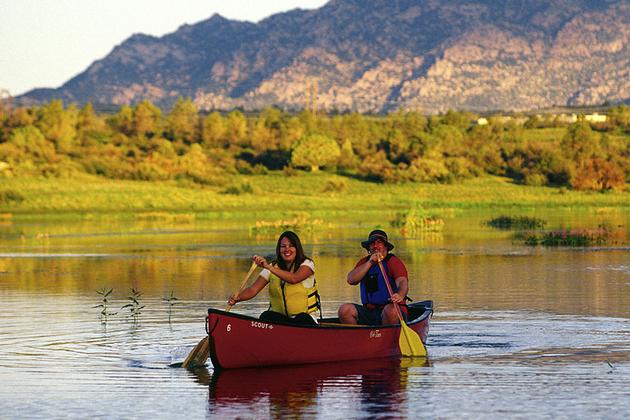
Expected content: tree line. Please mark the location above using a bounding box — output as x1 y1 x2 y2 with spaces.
0 98 629 191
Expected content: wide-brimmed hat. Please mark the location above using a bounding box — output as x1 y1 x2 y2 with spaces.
361 229 394 251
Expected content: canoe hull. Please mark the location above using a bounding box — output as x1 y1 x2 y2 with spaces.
207 300 432 369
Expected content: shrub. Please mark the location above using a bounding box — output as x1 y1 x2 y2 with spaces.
358 151 396 183
283 165 298 177
322 177 348 193
0 189 25 204
571 158 625 191
221 182 255 195
405 157 450 182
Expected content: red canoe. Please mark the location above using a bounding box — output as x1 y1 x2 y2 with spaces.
206 300 433 369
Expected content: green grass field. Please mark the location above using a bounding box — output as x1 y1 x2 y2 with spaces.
1 172 628 218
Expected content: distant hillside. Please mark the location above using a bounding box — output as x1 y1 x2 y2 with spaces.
19 0 630 113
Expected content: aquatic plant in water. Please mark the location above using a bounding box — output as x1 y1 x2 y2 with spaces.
249 213 324 234
486 215 547 230
520 227 611 247
121 288 145 323
390 207 444 237
162 290 179 322
93 288 117 322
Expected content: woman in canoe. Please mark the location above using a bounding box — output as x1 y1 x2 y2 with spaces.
227 230 321 325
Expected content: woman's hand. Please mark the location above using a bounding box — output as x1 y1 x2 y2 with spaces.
253 254 269 269
227 294 239 306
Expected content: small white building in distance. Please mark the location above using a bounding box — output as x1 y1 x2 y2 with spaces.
585 113 607 123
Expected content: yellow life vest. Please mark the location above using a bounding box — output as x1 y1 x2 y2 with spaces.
268 270 320 317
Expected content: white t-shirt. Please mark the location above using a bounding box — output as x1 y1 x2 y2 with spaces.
259 259 315 288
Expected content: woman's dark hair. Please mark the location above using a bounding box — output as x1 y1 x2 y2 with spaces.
275 230 309 272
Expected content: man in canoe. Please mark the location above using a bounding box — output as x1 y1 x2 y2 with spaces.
227 230 321 325
338 229 409 325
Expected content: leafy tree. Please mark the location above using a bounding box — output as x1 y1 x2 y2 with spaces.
178 143 224 185
608 105 630 130
291 134 341 172
36 100 78 154
0 126 58 175
5 107 35 129
381 128 409 163
77 103 101 131
401 112 428 137
134 100 162 138
561 119 602 163
571 158 625 191
279 116 305 150
225 110 247 146
250 116 274 152
250 108 283 151
337 139 359 170
441 110 474 131
166 97 198 142
109 105 134 136
358 150 396 183
406 156 450 182
0 97 8 123
431 124 465 157
505 141 570 186
334 113 377 158
201 112 226 147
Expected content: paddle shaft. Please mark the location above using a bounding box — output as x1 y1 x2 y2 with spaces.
376 260 404 321
225 261 258 312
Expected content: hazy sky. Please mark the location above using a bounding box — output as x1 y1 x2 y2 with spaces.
0 0 329 96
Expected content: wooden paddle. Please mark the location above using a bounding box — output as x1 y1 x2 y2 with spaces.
182 261 258 369
377 259 427 357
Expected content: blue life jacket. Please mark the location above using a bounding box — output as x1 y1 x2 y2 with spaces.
360 254 398 306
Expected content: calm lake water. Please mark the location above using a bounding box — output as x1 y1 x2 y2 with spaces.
1 209 629 419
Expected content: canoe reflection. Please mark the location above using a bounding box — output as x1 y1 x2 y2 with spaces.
207 357 430 417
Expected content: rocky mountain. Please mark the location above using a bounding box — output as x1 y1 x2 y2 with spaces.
20 0 630 113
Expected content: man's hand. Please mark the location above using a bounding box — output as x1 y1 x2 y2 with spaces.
369 252 383 264
390 292 404 304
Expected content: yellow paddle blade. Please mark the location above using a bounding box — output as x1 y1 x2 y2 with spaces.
182 337 209 369
399 321 427 357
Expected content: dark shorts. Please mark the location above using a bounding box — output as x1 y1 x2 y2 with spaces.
352 304 408 326
259 310 318 326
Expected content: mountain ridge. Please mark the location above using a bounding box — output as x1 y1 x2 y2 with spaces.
19 0 630 113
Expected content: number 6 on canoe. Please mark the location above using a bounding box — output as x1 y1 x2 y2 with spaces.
377 259 427 357
182 261 258 369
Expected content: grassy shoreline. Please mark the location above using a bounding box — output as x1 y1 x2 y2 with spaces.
1 173 629 217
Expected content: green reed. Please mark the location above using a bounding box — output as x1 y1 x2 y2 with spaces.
121 288 145 323
162 290 179 322
93 287 117 322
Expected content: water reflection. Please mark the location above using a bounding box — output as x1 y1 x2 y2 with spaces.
204 357 430 418
1 210 629 418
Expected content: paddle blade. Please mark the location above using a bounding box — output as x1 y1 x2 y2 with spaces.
182 337 209 369
399 321 427 357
